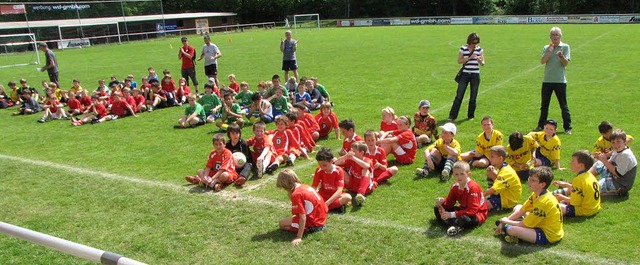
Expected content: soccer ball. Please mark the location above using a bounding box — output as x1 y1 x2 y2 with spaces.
232 152 246 168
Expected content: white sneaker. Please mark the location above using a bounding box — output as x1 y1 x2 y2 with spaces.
256 158 264 179
415 168 429 177
446 226 463 236
355 194 366 206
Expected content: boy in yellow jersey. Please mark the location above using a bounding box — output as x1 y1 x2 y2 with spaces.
416 122 461 181
485 146 522 212
552 150 600 217
495 166 564 244
590 129 637 197
528 119 564 170
593 121 634 158
506 131 539 181
461 116 504 168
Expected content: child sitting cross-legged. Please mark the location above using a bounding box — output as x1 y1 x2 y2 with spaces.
185 133 240 191
312 147 352 213
552 150 601 217
335 141 377 207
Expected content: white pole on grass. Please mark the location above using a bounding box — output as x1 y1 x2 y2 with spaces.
0 221 146 265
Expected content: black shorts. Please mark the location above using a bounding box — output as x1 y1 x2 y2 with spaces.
282 60 298 71
204 64 218 76
181 68 198 86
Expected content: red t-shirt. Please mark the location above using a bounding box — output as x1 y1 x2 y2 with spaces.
290 184 328 228
289 123 315 151
177 86 191 97
47 100 61 113
343 157 373 194
229 82 240 93
180 45 196 69
342 134 363 153
133 94 146 106
270 129 301 156
94 103 108 118
79 96 92 109
124 96 136 112
380 120 399 132
312 165 345 201
301 112 320 133
443 179 488 224
110 100 131 117
162 79 176 93
247 134 273 163
205 148 236 176
315 112 339 137
67 98 82 111
366 146 388 176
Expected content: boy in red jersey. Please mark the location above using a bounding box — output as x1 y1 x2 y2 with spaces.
121 88 137 112
378 116 418 165
312 147 352 213
247 122 275 178
286 110 315 156
148 82 167 112
315 102 340 140
335 141 377 206
294 103 320 140
131 88 147 112
38 93 70 123
338 119 362 156
161 70 177 106
78 90 92 112
267 116 302 172
364 130 398 183
185 133 239 191
176 77 191 105
100 92 137 122
72 95 107 126
66 90 83 116
434 161 488 236
277 169 328 246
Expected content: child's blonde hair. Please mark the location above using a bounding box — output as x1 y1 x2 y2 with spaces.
276 169 301 191
187 94 197 101
452 160 470 173
351 141 367 153
275 115 288 125
240 81 249 88
228 73 236 79
320 102 333 111
212 133 226 144
381 106 397 119
179 77 187 83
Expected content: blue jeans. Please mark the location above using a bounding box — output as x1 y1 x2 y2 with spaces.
449 72 480 120
537 82 571 130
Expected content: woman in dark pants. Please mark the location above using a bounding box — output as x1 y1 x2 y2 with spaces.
448 33 485 122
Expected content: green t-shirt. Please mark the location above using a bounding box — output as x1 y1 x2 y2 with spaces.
542 42 570 83
198 94 222 116
267 85 286 98
235 90 254 106
222 103 242 122
184 102 206 121
270 95 289 113
315 83 329 98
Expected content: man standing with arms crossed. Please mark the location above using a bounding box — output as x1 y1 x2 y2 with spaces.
198 34 222 92
535 27 572 135
179 37 199 95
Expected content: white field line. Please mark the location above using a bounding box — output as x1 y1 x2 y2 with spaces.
431 26 624 114
0 153 622 264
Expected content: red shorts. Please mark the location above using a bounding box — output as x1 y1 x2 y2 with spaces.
393 151 415 164
210 170 238 184
320 191 345 210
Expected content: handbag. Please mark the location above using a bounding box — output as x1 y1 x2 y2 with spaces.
454 65 464 83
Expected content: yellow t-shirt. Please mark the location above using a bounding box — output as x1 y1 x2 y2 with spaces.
522 191 564 243
528 132 561 161
593 135 634 154
430 138 462 160
475 130 504 158
570 171 601 217
9 87 20 102
490 164 522 209
53 89 63 101
506 135 539 170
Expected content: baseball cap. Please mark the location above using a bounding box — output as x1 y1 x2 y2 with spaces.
208 77 216 83
419 100 430 108
181 37 188 42
544 119 558 128
439 122 457 135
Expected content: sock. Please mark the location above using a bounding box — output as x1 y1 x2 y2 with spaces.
443 159 454 174
552 188 566 195
289 154 296 164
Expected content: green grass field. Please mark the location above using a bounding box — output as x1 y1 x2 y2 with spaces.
1 24 639 264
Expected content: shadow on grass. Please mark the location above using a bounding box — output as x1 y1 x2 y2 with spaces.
563 214 597 224
499 237 557 257
251 229 292 243
422 219 446 239
602 194 630 203
187 185 212 194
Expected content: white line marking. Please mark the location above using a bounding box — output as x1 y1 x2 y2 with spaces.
431 27 624 114
0 152 621 263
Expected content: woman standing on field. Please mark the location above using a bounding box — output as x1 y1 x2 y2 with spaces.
448 33 484 122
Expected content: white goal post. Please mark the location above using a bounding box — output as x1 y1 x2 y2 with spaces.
293 13 320 33
0 33 40 69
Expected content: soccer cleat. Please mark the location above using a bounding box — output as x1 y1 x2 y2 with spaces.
504 235 519 244
62 116 71 120
446 226 463 236
355 194 366 206
235 177 247 186
266 163 279 174
37 118 46 123
440 169 451 181
416 168 429 178
147 106 154 112
185 176 201 185
565 129 572 135
256 159 264 179
213 182 223 192
339 203 348 214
